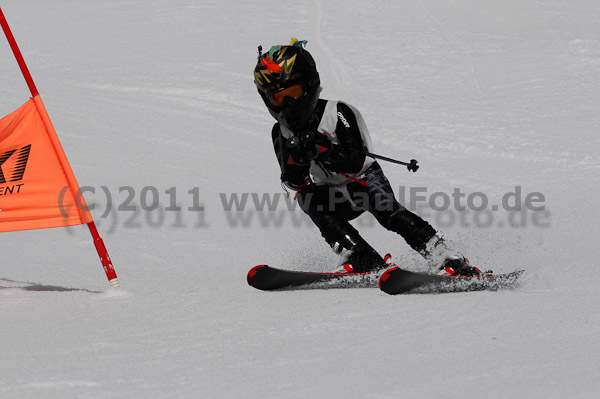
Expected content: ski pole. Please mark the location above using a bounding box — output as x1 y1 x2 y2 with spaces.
366 152 419 172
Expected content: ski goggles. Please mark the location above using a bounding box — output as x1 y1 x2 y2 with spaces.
266 84 305 108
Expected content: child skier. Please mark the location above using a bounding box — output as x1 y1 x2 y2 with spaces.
254 39 481 275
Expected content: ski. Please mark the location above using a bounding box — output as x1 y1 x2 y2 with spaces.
247 265 377 291
378 267 524 295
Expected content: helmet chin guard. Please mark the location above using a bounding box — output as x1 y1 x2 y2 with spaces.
271 82 320 130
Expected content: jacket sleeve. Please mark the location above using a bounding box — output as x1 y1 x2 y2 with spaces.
271 123 311 189
320 102 367 174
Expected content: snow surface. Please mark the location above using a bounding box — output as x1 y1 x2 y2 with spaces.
1 0 600 398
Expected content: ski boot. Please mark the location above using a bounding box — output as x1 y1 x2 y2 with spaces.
421 233 487 276
334 244 387 273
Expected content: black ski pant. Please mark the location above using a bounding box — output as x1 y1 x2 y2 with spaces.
297 162 436 269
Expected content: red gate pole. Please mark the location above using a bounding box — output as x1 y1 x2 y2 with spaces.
1 7 120 287
88 221 120 287
0 8 38 96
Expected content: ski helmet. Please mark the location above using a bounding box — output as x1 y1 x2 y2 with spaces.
254 39 320 130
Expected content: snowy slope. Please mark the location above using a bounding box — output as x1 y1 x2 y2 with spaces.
1 0 599 398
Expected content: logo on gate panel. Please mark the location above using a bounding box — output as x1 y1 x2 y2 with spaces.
0 144 31 183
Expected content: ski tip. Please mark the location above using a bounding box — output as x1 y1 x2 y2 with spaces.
378 267 398 288
247 265 267 284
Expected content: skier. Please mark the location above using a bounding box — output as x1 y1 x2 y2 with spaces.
254 39 482 275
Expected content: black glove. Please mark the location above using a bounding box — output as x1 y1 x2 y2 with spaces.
287 131 340 164
281 168 311 190
311 133 352 166
321 143 348 166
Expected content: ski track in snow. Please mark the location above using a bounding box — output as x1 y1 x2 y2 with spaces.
1 0 600 398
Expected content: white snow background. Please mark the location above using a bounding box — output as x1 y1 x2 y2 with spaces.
1 0 599 398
